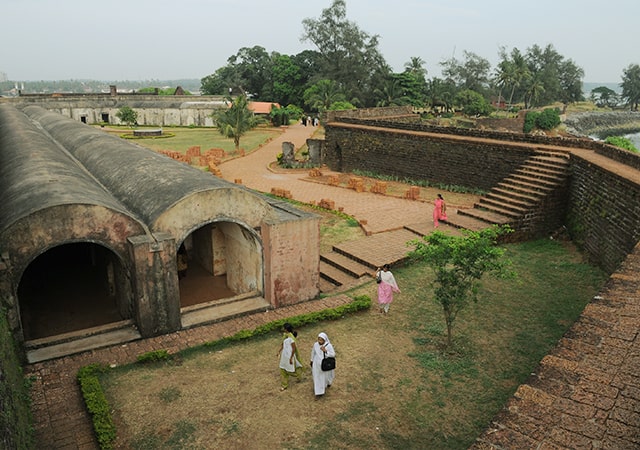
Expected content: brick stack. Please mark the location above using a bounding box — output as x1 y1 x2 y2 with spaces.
270 188 292 199
403 186 420 200
370 181 387 194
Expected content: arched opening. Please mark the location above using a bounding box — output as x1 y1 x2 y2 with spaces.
178 221 263 309
18 242 131 341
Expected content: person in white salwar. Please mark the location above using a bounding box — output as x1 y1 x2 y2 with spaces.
278 323 302 391
310 332 335 398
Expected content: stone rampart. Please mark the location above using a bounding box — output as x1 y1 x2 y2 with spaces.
324 116 640 273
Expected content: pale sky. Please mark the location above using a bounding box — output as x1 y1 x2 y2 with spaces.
1 0 637 83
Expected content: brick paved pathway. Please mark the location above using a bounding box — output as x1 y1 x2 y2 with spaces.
219 122 436 235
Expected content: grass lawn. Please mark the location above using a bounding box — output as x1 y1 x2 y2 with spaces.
97 125 283 157
99 238 605 449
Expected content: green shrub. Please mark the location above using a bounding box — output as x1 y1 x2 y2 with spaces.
523 111 539 133
535 108 561 130
137 349 171 364
0 307 34 449
605 135 639 152
77 364 116 449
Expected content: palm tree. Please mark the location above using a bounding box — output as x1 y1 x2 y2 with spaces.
525 77 545 109
303 79 346 112
373 78 404 107
404 56 427 79
213 95 260 150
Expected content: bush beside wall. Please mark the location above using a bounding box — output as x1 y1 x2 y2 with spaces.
0 306 33 449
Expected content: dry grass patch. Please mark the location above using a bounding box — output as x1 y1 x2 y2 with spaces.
99 238 605 449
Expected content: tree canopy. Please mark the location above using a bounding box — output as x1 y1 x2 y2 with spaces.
197 2 640 116
409 226 514 347
621 63 640 111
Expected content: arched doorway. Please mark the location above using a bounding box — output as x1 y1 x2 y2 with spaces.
178 221 263 308
18 242 131 341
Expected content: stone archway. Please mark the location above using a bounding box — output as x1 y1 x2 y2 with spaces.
177 221 263 309
17 242 131 341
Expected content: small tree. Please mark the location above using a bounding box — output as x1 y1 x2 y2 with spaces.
409 226 514 348
116 106 138 127
213 94 260 150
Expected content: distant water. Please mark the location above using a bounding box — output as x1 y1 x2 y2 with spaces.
625 132 640 149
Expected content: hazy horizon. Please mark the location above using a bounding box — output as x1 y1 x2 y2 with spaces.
2 0 637 84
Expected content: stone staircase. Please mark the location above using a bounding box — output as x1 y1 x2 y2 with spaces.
319 228 423 293
447 150 571 234
319 150 571 293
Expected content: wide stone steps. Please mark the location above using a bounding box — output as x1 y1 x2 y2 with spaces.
514 167 566 183
491 187 542 204
456 207 514 225
318 151 571 294
485 191 538 209
321 251 372 278
477 197 528 216
456 151 570 232
318 228 422 294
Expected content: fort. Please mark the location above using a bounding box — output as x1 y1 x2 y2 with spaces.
1 97 639 448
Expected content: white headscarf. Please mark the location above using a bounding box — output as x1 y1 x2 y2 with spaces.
318 332 330 344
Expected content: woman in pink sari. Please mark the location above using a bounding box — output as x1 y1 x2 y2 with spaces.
375 264 400 314
433 194 448 227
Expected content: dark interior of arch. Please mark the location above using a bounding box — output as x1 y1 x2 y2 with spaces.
18 243 127 340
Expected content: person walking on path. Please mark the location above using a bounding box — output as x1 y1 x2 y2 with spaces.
433 194 448 227
375 264 400 314
278 323 303 391
310 332 335 398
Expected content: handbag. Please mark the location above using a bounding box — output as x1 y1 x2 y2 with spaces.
321 353 336 371
376 272 382 284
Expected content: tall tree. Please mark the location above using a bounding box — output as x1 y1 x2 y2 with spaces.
303 79 346 112
494 47 531 108
266 53 303 107
557 59 585 112
621 63 640 111
213 95 260 150
409 226 514 347
301 0 391 106
440 50 491 94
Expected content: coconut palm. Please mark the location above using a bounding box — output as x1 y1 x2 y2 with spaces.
213 94 260 150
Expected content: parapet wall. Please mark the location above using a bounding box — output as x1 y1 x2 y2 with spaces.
324 116 640 273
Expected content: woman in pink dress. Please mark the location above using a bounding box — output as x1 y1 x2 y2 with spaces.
375 264 400 314
433 194 448 227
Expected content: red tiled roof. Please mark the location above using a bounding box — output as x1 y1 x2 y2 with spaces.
248 101 280 114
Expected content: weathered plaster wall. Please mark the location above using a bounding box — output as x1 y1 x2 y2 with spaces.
262 216 320 308
219 222 262 294
0 95 226 126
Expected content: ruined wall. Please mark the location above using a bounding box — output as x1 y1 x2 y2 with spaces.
325 123 534 191
325 117 640 272
567 156 640 273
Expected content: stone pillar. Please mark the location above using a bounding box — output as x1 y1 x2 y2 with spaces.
127 232 181 337
282 141 295 166
307 139 322 165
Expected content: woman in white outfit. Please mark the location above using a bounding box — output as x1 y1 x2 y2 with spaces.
310 332 335 398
